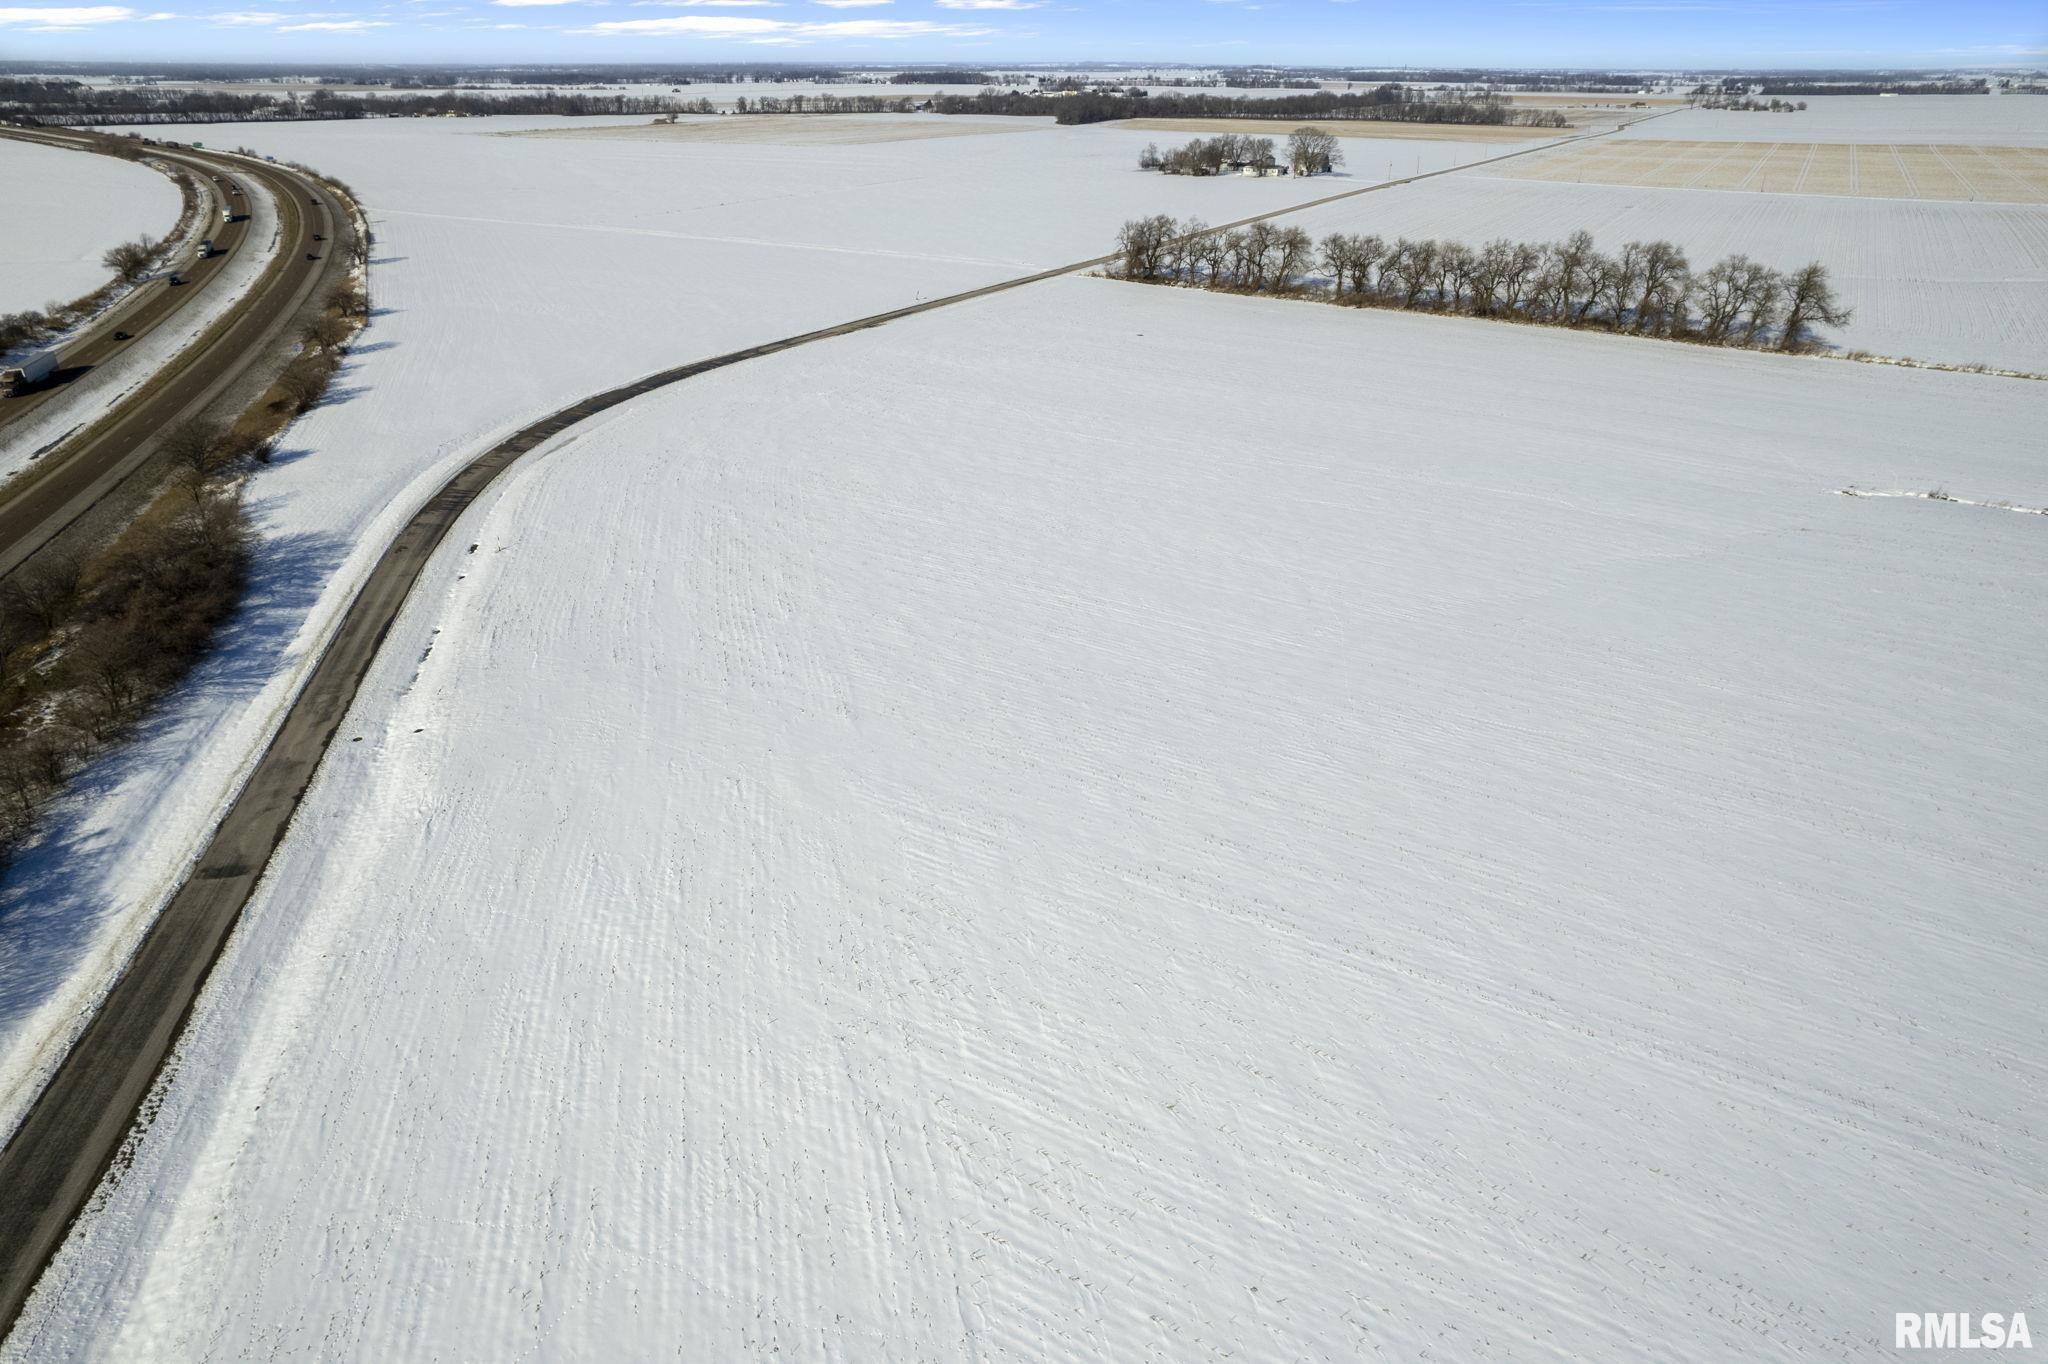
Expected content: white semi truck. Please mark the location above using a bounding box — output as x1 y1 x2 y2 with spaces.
1 350 58 394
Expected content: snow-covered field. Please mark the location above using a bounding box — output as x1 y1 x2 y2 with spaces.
1286 173 2048 371
0 139 181 317
0 113 1513 1140
10 277 2041 1361
1615 94 2048 146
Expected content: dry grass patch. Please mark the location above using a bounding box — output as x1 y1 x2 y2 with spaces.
1109 116 1563 143
1499 138 2048 202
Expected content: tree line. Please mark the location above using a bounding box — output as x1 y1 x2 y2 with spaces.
1139 127 1344 176
730 92 915 114
930 85 1570 128
1 81 694 126
1111 215 1852 351
1689 96 1809 112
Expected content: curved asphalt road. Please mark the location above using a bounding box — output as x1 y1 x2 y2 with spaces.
0 133 350 582
0 109 1671 1341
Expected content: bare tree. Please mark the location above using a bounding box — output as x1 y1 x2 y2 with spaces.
1238 222 1281 290
1114 215 1177 281
1499 241 1545 315
1163 218 1208 283
159 417 226 478
1271 227 1314 291
1386 239 1438 308
1694 256 1752 343
301 314 351 352
1600 242 1649 328
1631 241 1690 335
1286 126 1343 176
101 237 156 283
1778 262 1852 350
1435 241 1477 312
1735 261 1784 346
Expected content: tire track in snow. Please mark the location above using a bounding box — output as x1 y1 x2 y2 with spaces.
0 106 1685 1342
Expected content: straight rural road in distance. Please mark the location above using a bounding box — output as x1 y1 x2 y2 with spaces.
0 107 1672 1343
0 130 351 582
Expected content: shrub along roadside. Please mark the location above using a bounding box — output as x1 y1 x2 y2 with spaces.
1110 215 1853 352
0 218 368 862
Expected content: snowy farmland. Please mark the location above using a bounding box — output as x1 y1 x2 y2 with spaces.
1615 94 2048 146
0 113 1515 1142
1285 172 2048 371
9 277 2043 1362
0 139 181 317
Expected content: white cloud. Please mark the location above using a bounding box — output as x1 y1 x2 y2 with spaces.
933 0 1038 7
276 15 389 25
577 12 988 32
812 0 889 6
207 8 286 21
580 11 776 26
632 0 784 7
0 5 136 23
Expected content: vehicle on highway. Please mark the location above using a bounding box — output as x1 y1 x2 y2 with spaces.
1 351 58 394
200 238 216 257
113 330 132 341
168 273 185 286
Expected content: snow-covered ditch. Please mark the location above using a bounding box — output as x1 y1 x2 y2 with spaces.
9 278 2041 1362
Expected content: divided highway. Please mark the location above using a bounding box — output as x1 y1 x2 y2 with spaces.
0 109 1671 1342
0 131 353 581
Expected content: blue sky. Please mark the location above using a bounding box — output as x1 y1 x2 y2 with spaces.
2 0 2042 68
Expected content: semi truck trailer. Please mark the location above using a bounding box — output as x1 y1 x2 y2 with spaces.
1 350 58 394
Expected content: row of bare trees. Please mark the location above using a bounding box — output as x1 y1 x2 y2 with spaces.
1140 127 1346 178
1140 135 1278 176
1112 216 1852 350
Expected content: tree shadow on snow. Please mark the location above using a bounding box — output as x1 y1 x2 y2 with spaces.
0 530 345 1038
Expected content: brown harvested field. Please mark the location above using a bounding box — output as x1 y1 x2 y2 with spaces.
1109 116 1563 143
506 115 1044 147
1506 93 1689 108
1497 138 2048 202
